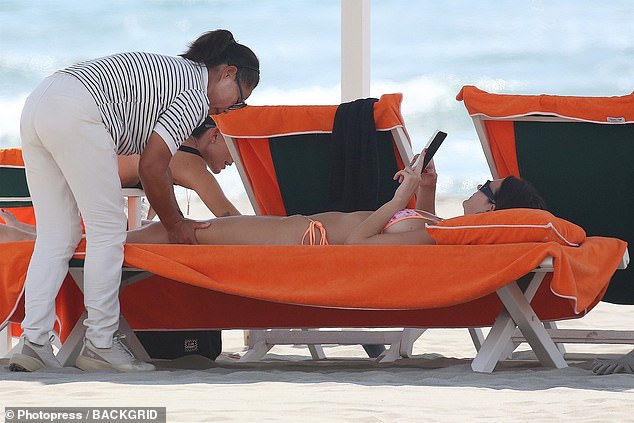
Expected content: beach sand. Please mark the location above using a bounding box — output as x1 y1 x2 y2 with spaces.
1 303 634 422
2 194 633 422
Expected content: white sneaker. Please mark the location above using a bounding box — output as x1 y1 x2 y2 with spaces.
75 333 155 372
9 335 62 372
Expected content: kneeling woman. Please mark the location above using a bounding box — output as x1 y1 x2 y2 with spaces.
1 161 545 247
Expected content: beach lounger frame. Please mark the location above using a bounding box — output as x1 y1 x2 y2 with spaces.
213 94 483 362
1 100 629 373
1 220 628 372
208 95 626 368
49 250 628 372
459 85 634 351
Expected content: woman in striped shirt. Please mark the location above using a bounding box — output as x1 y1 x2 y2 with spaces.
12 29 259 373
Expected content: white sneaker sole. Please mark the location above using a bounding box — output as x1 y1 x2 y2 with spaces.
76 355 155 372
9 354 45 372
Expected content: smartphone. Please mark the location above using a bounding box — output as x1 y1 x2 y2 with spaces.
421 130 447 170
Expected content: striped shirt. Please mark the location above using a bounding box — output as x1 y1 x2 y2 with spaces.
60 52 209 155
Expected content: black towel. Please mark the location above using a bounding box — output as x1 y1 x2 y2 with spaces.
328 98 380 212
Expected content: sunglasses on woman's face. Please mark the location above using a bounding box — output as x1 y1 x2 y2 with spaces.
477 180 496 204
227 70 247 111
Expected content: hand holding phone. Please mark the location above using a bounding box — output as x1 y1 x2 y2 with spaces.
421 130 447 170
408 130 447 173
409 153 421 168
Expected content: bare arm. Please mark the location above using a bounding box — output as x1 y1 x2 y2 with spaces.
170 151 241 217
138 132 209 244
344 166 435 245
117 154 141 188
415 155 437 214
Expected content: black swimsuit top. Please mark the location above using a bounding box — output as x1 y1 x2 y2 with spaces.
177 145 203 158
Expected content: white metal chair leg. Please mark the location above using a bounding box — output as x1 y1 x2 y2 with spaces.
304 329 327 360
240 329 272 362
468 328 485 351
544 321 566 355
472 270 567 372
377 341 403 363
497 283 567 368
122 188 144 229
58 267 153 367
1 325 11 358
472 280 567 372
56 311 88 367
118 317 151 363
471 305 521 372
399 328 426 358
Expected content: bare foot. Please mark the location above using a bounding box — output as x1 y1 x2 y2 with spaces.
592 349 634 375
0 224 36 242
0 209 36 234
0 208 19 227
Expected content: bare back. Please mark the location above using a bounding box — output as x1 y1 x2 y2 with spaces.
194 212 373 245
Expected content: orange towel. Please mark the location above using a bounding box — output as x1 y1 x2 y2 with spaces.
213 94 413 216
457 85 634 123
2 237 625 336
214 93 407 137
121 239 625 313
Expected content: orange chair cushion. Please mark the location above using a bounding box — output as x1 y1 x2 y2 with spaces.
427 209 586 246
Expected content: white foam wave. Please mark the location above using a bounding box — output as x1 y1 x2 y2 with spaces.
0 74 512 196
0 96 26 148
0 54 60 78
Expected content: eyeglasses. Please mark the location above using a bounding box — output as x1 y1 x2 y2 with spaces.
227 69 247 111
478 180 496 204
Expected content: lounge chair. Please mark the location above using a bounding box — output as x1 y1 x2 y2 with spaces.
213 94 419 360
458 85 634 348
0 102 628 372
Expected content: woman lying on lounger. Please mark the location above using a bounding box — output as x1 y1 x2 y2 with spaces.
0 155 546 245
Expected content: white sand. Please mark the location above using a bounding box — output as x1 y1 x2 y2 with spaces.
2 303 634 422
2 194 633 422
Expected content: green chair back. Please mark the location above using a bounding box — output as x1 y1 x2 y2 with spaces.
0 165 32 207
514 121 634 303
269 132 401 215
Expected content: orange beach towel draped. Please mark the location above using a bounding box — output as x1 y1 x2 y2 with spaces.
457 85 634 123
0 237 626 335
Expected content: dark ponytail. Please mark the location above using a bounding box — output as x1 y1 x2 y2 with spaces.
181 29 260 89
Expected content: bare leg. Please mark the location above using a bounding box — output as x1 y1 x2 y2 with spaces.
592 349 634 375
0 224 36 242
0 209 36 234
0 211 172 245
125 221 170 244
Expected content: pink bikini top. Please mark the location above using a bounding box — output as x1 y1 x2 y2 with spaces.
383 209 443 230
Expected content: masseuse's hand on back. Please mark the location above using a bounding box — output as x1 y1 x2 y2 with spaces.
139 132 210 244
165 218 211 244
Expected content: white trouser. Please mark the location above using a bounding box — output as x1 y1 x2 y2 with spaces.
20 72 126 348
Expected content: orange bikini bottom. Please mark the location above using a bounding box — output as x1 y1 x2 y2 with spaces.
301 218 329 246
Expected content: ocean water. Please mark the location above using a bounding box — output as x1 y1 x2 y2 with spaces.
1 0 633 202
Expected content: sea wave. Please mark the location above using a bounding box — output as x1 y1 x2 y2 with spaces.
0 74 508 196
